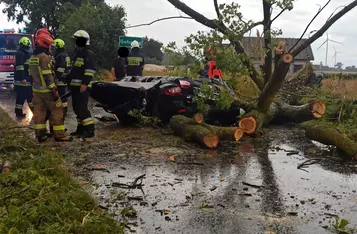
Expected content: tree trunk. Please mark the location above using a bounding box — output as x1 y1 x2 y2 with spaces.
257 54 293 111
238 100 326 134
278 100 326 122
170 115 219 148
202 124 244 141
192 113 244 141
304 124 357 159
262 0 272 85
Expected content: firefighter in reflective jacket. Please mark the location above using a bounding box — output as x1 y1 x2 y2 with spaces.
29 34 73 142
53 38 70 116
14 37 33 118
126 40 144 76
67 30 96 139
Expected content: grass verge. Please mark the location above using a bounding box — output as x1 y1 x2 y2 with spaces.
0 108 124 234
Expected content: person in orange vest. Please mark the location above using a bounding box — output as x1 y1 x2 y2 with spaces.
204 48 223 79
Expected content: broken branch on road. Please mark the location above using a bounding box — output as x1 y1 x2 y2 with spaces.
297 158 321 171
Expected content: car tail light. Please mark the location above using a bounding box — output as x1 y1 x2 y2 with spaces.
162 86 182 96
179 80 191 88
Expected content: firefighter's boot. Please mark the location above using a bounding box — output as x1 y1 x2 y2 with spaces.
55 135 73 142
80 124 94 141
15 108 26 118
37 135 48 143
70 121 84 137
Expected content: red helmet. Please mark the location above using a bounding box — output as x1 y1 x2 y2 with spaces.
36 28 51 38
36 34 54 49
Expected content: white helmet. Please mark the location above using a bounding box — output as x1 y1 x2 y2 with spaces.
73 30 90 45
131 40 140 49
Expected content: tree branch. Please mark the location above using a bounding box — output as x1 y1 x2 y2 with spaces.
214 0 221 20
167 0 265 90
125 16 193 29
291 0 357 57
288 0 332 53
263 0 273 85
270 8 286 25
167 0 220 30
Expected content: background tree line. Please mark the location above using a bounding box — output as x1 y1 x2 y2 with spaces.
1 0 192 69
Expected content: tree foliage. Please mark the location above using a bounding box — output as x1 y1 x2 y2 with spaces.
142 37 164 64
0 0 104 36
60 1 126 69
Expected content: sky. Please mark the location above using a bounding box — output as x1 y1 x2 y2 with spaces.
1 0 357 67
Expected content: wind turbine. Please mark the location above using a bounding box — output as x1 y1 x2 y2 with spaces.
332 45 343 66
317 32 343 67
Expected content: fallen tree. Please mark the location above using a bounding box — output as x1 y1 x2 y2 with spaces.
170 115 220 148
304 124 357 159
193 113 244 141
170 115 244 148
238 100 326 134
164 0 357 154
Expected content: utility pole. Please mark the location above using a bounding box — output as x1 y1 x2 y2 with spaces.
325 32 328 66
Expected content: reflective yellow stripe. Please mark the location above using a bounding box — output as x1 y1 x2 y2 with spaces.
37 66 46 86
32 88 51 93
34 124 46 130
56 101 62 107
16 65 24 71
14 83 31 87
74 61 84 67
42 70 52 75
70 82 81 86
48 83 56 89
82 120 94 126
53 125 65 131
84 72 94 77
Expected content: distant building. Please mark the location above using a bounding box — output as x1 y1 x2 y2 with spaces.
241 37 315 74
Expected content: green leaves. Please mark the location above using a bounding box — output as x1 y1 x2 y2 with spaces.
329 216 356 234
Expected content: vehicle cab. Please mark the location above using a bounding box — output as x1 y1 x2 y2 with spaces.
0 28 35 87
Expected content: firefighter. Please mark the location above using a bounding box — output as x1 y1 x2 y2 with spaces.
67 30 96 140
29 33 73 142
14 37 33 118
126 40 144 76
53 38 70 116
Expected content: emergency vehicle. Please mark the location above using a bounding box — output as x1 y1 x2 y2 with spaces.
0 28 35 88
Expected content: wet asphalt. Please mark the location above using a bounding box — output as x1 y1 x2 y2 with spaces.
1 87 357 234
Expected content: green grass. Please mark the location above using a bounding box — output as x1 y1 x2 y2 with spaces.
0 109 124 234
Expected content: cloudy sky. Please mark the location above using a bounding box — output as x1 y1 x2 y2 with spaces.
1 0 357 67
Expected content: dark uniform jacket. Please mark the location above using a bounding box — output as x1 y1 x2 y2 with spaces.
14 47 31 85
67 46 96 87
126 48 144 76
54 48 71 84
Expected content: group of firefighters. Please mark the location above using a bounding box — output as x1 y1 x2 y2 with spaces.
14 28 96 142
13 29 221 143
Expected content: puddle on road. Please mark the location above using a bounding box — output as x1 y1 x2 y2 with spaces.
89 135 357 234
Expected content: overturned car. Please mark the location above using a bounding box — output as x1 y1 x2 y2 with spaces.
90 76 240 125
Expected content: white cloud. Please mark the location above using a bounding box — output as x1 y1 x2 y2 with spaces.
2 0 357 66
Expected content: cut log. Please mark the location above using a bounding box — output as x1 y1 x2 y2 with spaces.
193 113 204 124
192 113 244 141
278 100 326 122
239 116 257 134
204 124 244 141
170 115 219 148
238 100 326 134
304 125 357 159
